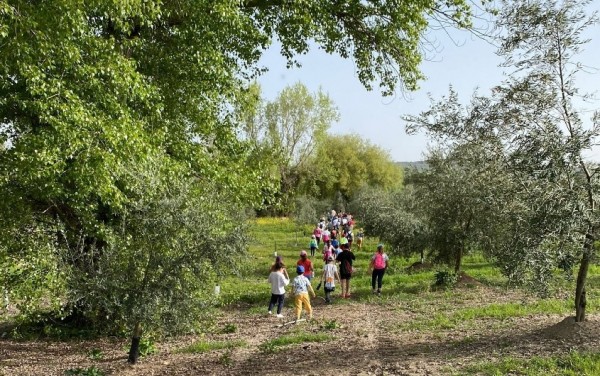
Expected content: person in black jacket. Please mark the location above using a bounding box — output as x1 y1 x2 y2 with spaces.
335 244 355 298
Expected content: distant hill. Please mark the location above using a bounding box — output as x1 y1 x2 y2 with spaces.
396 161 428 170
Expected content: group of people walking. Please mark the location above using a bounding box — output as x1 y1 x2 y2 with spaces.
267 213 388 322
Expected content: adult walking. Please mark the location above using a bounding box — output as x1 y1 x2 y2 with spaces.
368 244 389 296
336 244 355 298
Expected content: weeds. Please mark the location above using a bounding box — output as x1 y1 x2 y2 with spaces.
463 352 600 375
87 348 103 360
221 323 237 334
259 332 333 353
64 366 105 376
177 339 247 354
321 319 340 330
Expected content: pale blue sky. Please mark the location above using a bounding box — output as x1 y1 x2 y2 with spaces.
257 5 600 162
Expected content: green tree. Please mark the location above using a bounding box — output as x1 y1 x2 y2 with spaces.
349 185 429 261
492 0 599 322
0 0 477 359
405 0 599 321
240 82 340 212
314 134 403 200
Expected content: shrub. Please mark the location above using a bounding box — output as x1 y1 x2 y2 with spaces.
434 269 458 288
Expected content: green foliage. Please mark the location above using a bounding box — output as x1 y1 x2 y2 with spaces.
349 185 428 260
87 349 104 361
402 0 600 319
259 332 332 353
434 269 458 288
64 366 105 376
0 0 477 336
314 134 403 200
464 352 600 376
321 319 340 330
218 350 234 367
221 323 238 334
240 83 340 212
291 195 331 226
137 337 158 357
177 339 247 354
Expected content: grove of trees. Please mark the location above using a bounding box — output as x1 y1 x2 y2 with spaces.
0 0 473 362
1 0 598 366
353 0 599 323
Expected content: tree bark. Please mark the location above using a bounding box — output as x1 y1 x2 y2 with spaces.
575 237 592 322
455 214 472 273
128 322 142 364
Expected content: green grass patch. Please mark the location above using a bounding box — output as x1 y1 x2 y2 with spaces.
259 331 333 353
402 299 572 331
177 339 247 354
462 351 600 375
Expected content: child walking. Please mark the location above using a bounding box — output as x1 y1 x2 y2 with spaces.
292 265 316 322
368 244 389 296
268 258 290 318
321 256 341 303
309 235 318 257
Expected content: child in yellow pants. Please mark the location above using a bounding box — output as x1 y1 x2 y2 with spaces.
292 265 316 321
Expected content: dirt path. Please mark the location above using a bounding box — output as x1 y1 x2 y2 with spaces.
2 290 600 376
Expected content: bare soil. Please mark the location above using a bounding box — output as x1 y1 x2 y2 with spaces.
405 262 433 273
1 288 599 376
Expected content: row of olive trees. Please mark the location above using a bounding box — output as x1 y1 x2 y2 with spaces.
354 0 599 323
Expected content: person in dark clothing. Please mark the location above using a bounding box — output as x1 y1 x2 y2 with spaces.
335 244 355 298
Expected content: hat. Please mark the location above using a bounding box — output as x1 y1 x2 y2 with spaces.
377 243 384 249
327 255 334 261
296 265 305 274
311 234 316 238
300 250 307 257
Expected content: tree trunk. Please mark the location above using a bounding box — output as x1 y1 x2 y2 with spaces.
454 246 463 274
420 249 424 264
575 238 592 322
455 214 473 274
128 322 142 364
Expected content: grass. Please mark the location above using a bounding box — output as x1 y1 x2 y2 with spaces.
222 217 600 320
259 331 333 353
177 339 247 354
461 352 600 375
401 299 574 331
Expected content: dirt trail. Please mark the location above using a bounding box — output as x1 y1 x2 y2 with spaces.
1 292 599 376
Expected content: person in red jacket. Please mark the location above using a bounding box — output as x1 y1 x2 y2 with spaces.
296 250 314 281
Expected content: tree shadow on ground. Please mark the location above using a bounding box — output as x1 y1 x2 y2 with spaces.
133 315 600 375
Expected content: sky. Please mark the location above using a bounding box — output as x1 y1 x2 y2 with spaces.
256 4 600 162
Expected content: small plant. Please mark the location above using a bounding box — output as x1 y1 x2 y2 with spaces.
434 269 458 288
88 348 104 360
177 339 247 354
218 350 234 367
321 319 339 330
221 323 237 334
138 337 158 357
258 341 277 354
259 332 332 353
64 366 105 376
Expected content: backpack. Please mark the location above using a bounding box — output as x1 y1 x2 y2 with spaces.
346 232 353 242
373 253 386 269
341 258 353 275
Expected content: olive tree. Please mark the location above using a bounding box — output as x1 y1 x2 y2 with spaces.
406 0 599 322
